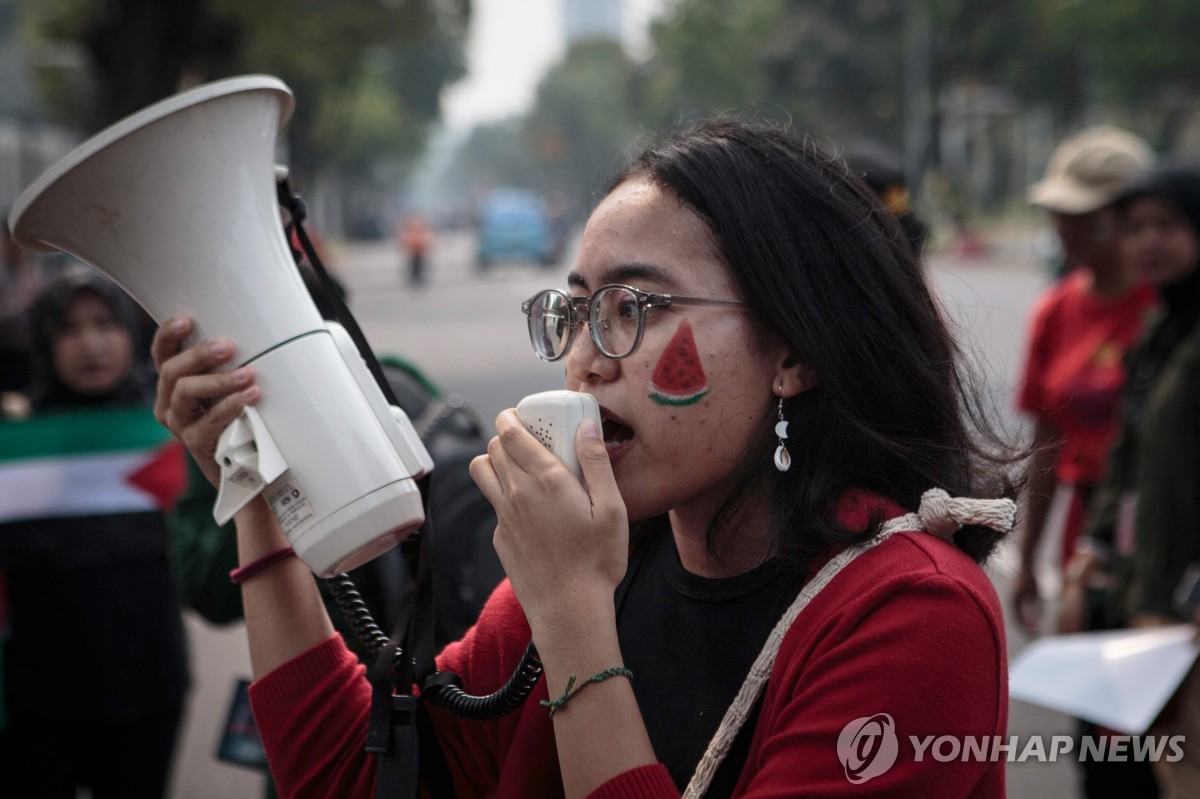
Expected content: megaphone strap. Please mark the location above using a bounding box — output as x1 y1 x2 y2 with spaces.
277 173 403 411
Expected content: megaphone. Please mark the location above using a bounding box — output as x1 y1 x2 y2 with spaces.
8 75 433 578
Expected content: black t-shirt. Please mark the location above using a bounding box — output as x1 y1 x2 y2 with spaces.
615 523 805 796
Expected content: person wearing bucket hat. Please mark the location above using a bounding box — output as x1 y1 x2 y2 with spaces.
1067 165 1200 797
1028 125 1156 215
1012 125 1157 639
1017 130 1163 799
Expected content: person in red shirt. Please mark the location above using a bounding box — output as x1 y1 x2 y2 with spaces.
152 119 1018 798
399 214 433 287
1015 125 1162 799
1013 125 1157 637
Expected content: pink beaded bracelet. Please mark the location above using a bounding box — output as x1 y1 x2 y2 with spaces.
229 546 296 585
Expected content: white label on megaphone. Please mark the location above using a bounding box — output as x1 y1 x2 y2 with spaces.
265 478 316 535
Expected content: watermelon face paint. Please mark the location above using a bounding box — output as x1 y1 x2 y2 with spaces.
648 319 710 406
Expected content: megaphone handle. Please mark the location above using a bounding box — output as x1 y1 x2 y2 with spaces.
212 408 288 524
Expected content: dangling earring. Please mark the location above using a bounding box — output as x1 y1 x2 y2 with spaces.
773 390 791 472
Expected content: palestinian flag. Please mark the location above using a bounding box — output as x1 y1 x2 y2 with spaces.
0 406 185 524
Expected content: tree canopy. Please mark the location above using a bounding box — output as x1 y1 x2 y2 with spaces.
434 0 1200 222
20 0 471 180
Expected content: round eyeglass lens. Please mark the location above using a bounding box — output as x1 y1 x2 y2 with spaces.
592 286 641 357
529 291 573 360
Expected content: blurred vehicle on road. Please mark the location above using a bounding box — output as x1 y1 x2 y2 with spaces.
475 188 560 272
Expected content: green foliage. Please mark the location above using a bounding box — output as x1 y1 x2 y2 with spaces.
1081 0 1200 92
313 72 420 169
17 0 112 127
1073 0 1200 145
210 0 470 175
523 39 645 209
17 0 471 178
923 0 1085 121
436 39 644 216
642 0 912 149
429 0 1200 221
643 0 782 125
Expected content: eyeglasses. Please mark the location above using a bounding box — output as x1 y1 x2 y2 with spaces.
521 284 748 362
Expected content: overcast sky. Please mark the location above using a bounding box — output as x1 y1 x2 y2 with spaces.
441 0 668 132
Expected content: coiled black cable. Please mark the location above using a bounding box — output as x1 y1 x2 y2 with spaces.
326 572 399 664
325 572 544 720
421 641 544 721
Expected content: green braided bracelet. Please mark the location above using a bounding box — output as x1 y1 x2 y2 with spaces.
540 667 634 716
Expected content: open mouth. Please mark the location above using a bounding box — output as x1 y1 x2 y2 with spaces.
601 412 635 453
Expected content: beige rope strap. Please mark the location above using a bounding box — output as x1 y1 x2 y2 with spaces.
681 488 1016 798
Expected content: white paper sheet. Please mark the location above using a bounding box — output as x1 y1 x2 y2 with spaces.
1009 625 1200 734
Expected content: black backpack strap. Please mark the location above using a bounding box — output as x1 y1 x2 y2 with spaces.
364 530 434 799
369 692 420 799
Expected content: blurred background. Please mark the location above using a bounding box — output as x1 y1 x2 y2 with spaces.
2 0 1195 796
3 0 1200 247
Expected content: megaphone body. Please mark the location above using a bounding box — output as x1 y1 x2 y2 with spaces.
9 75 432 577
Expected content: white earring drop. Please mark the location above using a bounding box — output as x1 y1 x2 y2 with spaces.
773 393 791 472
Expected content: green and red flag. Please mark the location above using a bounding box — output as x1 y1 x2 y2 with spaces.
0 407 185 524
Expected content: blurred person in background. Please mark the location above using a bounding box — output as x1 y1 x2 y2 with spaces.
399 213 433 287
1067 166 1200 799
1013 126 1161 799
844 152 931 260
1012 125 1156 641
0 272 190 798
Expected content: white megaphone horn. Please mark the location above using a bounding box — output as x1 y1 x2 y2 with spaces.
8 74 433 577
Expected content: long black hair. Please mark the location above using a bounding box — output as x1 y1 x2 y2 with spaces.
610 118 1020 568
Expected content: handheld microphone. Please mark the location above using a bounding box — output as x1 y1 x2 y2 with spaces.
420 390 602 721
515 390 601 482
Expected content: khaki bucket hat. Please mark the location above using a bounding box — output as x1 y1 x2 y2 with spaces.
1028 125 1155 214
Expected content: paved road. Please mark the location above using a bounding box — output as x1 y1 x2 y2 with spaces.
166 224 1084 798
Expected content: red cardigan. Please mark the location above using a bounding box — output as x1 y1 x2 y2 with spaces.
250 526 1007 798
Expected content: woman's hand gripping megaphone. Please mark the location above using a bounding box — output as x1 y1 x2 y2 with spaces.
152 316 261 490
151 313 432 578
